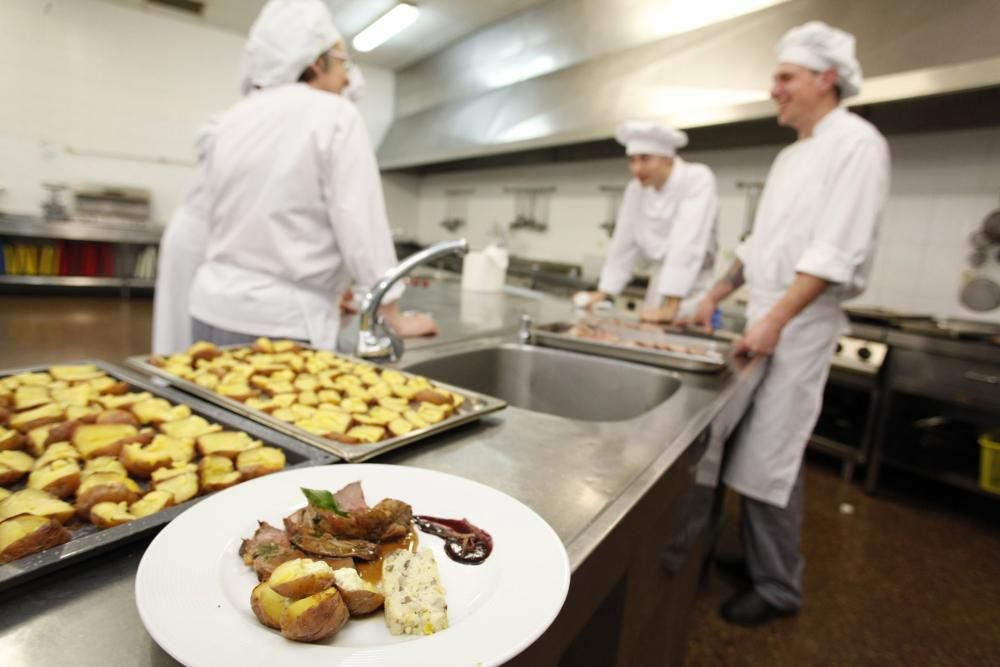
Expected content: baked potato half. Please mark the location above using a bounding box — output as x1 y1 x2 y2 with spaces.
0 514 71 564
279 587 350 642
332 567 385 616
0 489 75 524
268 558 336 599
27 458 81 499
235 447 285 479
250 581 291 630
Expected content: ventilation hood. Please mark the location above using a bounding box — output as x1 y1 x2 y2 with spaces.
377 0 1000 170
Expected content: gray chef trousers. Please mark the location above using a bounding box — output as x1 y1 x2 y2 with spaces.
741 462 806 611
191 318 308 348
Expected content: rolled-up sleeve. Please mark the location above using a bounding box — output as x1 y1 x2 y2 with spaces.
322 106 404 304
657 167 718 297
598 183 641 295
795 137 890 286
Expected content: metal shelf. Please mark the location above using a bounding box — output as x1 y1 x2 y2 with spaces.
0 275 154 289
0 216 162 245
883 458 999 500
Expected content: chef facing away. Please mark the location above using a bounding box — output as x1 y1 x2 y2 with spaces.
687 21 891 626
152 0 435 354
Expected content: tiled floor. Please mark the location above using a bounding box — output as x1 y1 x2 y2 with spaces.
2 294 998 666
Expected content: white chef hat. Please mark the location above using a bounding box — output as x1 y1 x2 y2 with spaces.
776 21 863 98
238 0 343 95
614 121 688 157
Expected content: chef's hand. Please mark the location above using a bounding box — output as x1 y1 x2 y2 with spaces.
339 289 359 315
573 291 610 310
734 315 783 357
639 296 680 323
380 301 439 338
392 312 439 338
677 297 717 333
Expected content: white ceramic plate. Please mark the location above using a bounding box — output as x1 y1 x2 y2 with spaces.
135 464 570 667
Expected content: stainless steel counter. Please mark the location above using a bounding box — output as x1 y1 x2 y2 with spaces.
0 281 761 667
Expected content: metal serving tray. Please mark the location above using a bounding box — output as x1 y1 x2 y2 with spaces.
126 347 507 463
0 360 333 592
533 318 729 373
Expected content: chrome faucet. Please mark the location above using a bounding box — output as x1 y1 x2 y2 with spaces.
356 238 469 361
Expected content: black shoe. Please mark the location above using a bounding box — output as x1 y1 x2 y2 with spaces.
720 589 797 627
713 554 751 582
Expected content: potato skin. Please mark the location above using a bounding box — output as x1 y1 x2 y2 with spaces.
0 514 72 564
338 588 385 616
250 582 290 630
279 588 350 642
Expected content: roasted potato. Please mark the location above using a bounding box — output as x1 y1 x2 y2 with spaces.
10 403 65 432
95 409 139 426
75 472 141 519
195 431 261 459
120 441 173 478
129 490 173 519
145 434 196 464
251 581 291 629
72 423 139 460
0 450 35 485
279 587 350 642
150 462 197 484
387 418 415 437
153 471 199 504
332 567 384 615
0 514 71 564
198 455 242 492
160 415 222 440
28 459 81 498
35 442 80 468
269 558 336 599
89 501 135 528
97 391 153 410
131 398 191 425
345 425 385 443
14 385 51 411
412 388 450 405
0 488 10 502
44 419 83 447
82 455 128 479
0 489 75 524
49 364 105 382
0 426 24 451
235 447 285 479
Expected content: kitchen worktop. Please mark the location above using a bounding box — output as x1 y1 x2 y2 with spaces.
0 279 762 667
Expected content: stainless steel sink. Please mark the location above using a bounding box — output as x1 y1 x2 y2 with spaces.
401 342 681 422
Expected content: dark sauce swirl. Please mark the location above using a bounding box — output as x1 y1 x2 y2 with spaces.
412 515 493 565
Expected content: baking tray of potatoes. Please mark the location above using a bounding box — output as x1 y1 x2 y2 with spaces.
0 360 333 591
533 318 729 372
125 339 508 463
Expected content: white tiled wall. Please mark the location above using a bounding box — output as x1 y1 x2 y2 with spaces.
0 0 395 225
384 124 1000 322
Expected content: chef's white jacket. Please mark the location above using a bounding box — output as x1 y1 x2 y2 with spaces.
189 83 402 350
597 158 718 315
725 107 890 507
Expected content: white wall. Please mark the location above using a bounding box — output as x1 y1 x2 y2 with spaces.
0 0 395 224
398 124 1000 322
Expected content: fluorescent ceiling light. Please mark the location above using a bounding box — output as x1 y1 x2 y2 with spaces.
352 3 419 53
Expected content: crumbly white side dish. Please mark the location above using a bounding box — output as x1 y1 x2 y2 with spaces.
382 548 449 635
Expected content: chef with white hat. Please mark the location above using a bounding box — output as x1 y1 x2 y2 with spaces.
152 0 433 354
574 120 719 323
687 21 890 626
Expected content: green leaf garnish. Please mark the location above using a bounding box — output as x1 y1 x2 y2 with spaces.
301 487 349 517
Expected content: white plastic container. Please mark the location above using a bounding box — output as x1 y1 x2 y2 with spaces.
461 245 508 292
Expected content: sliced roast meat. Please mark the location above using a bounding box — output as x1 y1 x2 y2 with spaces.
333 481 369 512
304 498 413 543
283 508 380 560
239 521 293 566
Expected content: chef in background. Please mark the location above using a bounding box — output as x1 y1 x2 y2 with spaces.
154 0 435 354
573 121 718 323
687 22 890 626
